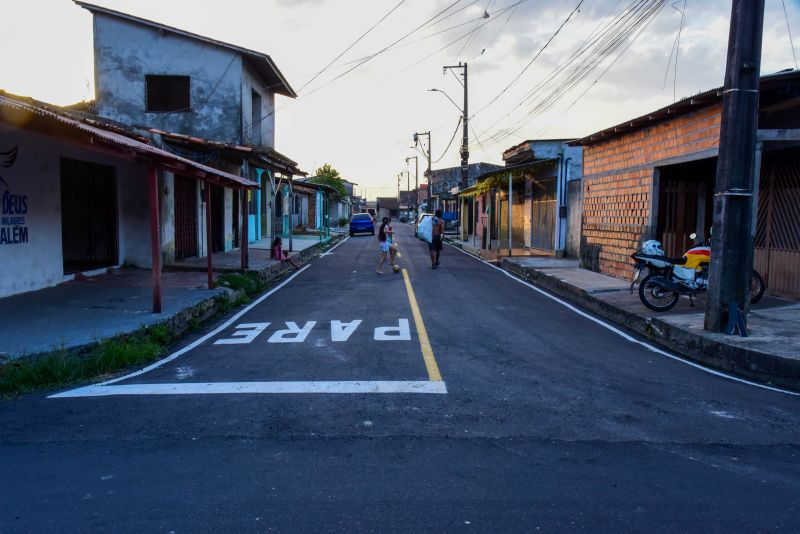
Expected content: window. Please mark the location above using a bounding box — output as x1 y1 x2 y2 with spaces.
145 75 190 112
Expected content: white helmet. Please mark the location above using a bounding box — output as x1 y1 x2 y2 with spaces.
642 240 665 256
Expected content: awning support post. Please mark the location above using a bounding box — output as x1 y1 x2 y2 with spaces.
205 181 213 289
148 165 162 313
241 188 249 271
508 172 513 258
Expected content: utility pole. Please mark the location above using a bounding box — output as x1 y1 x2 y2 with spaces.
414 132 432 213
443 63 469 191
705 0 765 333
406 155 418 226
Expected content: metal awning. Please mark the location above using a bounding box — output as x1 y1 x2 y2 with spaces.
0 93 259 189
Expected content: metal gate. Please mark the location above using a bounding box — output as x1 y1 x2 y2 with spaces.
754 150 800 298
60 158 118 274
530 177 556 251
174 175 198 260
498 189 526 250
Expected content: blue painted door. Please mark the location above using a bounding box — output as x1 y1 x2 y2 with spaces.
248 169 263 242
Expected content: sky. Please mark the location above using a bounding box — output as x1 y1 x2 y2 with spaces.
1 0 799 199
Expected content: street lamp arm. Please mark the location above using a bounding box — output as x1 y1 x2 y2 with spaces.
428 88 462 114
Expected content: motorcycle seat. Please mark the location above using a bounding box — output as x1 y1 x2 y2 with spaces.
633 253 687 265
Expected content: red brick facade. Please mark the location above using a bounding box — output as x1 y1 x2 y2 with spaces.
581 104 722 279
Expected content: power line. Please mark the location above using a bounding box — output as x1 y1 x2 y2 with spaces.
244 1 467 136
302 0 466 96
455 0 494 59
661 0 688 102
433 117 463 163
781 0 798 70
470 0 585 120
473 0 666 148
400 0 526 73
478 0 521 57
297 0 406 94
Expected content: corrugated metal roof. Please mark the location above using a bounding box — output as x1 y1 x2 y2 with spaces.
0 93 258 189
151 128 306 176
571 69 800 146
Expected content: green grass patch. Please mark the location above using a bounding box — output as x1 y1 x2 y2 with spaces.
216 272 267 296
0 325 170 397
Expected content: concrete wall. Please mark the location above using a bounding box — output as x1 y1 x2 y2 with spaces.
0 124 152 298
581 104 721 279
241 60 276 148
93 14 244 144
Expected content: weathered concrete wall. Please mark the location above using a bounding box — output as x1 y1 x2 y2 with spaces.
241 61 276 148
93 13 244 143
0 124 152 298
160 171 176 263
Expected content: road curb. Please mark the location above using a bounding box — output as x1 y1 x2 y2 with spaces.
246 234 344 281
500 258 800 392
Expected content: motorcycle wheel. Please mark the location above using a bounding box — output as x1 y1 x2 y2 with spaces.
638 273 680 312
750 270 765 304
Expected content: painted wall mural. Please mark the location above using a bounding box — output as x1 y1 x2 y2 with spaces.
0 146 29 245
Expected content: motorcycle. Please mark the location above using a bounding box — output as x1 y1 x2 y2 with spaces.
630 234 765 312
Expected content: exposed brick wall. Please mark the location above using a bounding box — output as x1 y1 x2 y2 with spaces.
581 104 722 279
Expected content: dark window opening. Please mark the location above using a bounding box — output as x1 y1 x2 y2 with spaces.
250 90 262 146
146 75 190 112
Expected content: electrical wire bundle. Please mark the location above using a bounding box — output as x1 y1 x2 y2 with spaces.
473 0 668 149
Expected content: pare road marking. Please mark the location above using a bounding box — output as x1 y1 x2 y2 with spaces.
213 319 412 345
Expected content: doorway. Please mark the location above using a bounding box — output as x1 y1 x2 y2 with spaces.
656 158 716 258
210 184 225 253
530 177 556 251
60 158 118 274
174 175 198 260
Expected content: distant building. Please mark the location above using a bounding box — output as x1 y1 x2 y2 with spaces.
429 162 502 214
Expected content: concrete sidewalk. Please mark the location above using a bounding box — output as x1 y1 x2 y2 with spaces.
168 236 326 274
498 255 800 391
1 235 343 360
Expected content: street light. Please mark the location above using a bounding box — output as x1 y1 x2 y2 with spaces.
428 88 462 114
413 131 432 214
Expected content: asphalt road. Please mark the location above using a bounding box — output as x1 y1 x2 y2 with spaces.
2 223 799 532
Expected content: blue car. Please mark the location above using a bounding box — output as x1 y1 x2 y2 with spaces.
349 213 375 236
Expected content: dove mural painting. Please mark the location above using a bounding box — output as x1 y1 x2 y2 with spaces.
0 146 29 245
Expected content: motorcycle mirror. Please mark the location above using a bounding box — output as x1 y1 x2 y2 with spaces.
689 232 697 240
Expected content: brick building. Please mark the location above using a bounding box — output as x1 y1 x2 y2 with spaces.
571 69 800 298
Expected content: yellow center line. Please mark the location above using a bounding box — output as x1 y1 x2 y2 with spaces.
401 269 442 381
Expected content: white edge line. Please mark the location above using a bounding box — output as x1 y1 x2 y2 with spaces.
55 264 312 392
446 243 800 397
319 236 349 256
49 380 447 397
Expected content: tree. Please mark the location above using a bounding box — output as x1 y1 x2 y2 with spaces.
310 163 347 198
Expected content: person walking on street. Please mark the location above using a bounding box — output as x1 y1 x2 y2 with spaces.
386 218 397 267
376 217 391 274
430 209 445 268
